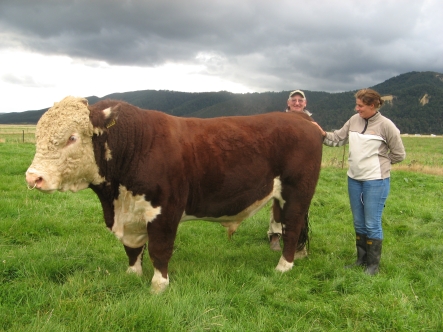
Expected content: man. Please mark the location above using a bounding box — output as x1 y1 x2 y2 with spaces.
268 90 312 253
284 89 312 116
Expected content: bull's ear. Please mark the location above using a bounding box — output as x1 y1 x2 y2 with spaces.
103 104 120 129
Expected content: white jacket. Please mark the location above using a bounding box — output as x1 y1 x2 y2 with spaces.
323 112 406 180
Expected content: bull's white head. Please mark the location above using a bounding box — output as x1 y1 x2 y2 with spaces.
26 96 104 193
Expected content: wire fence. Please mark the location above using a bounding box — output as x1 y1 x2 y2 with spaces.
0 125 36 143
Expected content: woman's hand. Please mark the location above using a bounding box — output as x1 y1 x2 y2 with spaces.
311 121 326 137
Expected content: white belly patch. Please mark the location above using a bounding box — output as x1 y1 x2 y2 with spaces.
112 185 161 248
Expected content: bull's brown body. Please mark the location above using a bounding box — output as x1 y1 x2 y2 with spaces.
26 96 322 293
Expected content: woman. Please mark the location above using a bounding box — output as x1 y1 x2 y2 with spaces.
314 89 405 275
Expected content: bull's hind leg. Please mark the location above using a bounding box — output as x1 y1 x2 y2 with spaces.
124 245 145 276
272 196 309 258
276 208 308 272
276 183 316 272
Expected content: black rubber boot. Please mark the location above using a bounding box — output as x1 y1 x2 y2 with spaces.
365 238 382 275
345 233 367 268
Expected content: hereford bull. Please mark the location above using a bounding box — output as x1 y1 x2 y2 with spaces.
25 96 322 293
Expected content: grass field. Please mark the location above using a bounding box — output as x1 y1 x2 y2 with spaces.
1 131 442 331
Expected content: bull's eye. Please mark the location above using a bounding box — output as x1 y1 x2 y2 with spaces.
67 135 78 145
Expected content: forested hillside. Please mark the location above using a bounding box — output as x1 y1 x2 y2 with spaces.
1 71 442 134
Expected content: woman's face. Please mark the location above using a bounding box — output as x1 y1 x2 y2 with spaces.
355 98 377 119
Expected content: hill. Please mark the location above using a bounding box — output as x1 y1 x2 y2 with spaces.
1 71 442 134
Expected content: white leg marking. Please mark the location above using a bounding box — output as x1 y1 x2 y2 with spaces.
126 251 143 276
151 269 169 294
275 256 294 272
273 177 286 209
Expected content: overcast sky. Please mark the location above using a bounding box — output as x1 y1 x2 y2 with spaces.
1 0 442 113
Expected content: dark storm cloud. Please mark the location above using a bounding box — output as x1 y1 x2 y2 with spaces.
1 0 442 92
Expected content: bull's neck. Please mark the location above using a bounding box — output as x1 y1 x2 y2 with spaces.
92 119 153 189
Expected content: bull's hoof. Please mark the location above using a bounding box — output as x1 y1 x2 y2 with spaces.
126 265 143 276
294 246 308 260
275 256 294 272
150 269 169 294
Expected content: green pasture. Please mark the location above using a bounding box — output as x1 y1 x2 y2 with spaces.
1 136 442 331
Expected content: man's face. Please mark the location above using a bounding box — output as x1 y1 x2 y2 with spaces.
287 94 307 112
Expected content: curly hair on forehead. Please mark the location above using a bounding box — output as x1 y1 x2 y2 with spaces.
355 88 384 108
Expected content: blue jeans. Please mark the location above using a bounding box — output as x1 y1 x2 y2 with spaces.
347 177 390 240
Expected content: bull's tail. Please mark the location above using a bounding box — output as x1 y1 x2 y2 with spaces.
296 212 310 251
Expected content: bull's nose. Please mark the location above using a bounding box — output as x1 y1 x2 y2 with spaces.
25 169 43 189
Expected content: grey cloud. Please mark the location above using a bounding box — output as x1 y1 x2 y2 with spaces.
1 0 442 92
2 73 51 88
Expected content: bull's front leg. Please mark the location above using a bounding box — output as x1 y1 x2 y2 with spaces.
146 218 179 294
124 245 145 276
147 238 172 294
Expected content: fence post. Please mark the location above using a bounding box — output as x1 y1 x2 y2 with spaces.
23 130 25 143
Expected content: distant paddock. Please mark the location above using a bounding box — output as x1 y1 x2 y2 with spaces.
0 124 36 143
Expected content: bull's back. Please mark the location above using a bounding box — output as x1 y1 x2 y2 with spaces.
180 111 318 152
178 112 321 175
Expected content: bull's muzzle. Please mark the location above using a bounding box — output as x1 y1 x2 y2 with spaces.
25 169 44 190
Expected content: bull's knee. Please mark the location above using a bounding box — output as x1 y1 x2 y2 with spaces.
275 256 294 272
151 269 169 294
124 245 144 276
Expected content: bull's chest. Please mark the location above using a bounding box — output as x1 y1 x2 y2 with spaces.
112 185 161 248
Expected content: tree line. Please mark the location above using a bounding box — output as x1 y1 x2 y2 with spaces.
1 71 442 134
